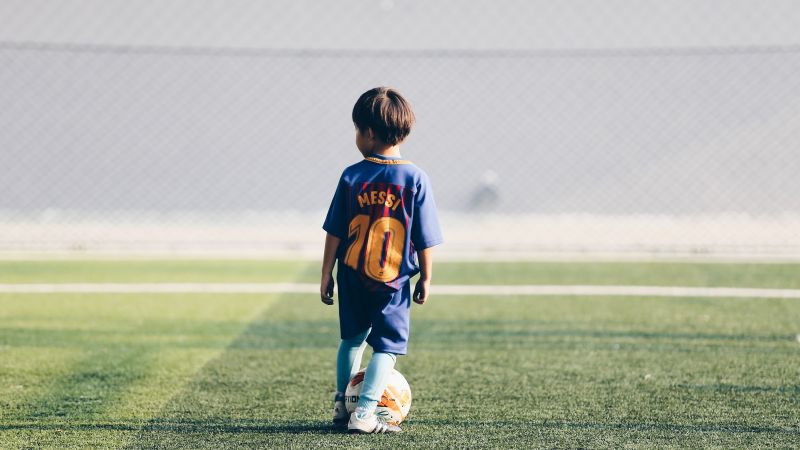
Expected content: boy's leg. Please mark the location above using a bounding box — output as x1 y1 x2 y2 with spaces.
335 329 369 398
346 277 408 433
347 352 401 433
333 267 371 426
354 351 397 418
332 330 369 426
354 280 410 418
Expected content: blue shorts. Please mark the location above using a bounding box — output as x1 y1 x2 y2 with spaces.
336 267 411 355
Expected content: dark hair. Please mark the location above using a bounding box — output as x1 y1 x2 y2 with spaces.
352 87 415 146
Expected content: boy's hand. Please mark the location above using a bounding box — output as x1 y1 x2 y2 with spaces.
320 274 335 305
413 278 430 305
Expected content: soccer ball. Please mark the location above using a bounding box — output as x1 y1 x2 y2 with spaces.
344 368 412 425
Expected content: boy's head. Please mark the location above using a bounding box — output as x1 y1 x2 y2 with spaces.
352 87 415 152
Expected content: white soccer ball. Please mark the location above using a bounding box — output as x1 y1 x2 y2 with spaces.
344 368 412 425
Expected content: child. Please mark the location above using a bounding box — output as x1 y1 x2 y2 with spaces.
320 87 443 433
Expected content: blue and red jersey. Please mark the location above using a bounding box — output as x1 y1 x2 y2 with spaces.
323 154 443 290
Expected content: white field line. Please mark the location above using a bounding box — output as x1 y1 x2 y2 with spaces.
1 283 800 299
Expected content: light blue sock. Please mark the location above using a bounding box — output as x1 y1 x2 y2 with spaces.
335 329 369 400
355 352 397 419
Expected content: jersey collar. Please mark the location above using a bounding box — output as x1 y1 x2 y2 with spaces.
364 154 412 165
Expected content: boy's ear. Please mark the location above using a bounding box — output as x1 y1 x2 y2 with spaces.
366 128 375 140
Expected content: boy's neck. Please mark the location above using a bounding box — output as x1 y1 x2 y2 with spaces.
370 145 401 158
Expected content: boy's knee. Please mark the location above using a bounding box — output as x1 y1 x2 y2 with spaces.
376 352 397 363
341 329 370 348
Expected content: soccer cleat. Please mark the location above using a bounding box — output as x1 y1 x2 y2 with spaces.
347 411 402 434
332 400 349 427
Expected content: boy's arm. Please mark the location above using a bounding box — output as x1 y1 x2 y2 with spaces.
413 247 434 305
320 233 341 305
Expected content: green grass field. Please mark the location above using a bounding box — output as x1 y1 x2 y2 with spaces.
1 260 799 448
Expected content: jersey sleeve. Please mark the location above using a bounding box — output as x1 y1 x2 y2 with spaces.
322 176 349 240
411 172 444 250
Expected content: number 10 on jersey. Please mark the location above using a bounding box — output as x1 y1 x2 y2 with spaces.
344 214 406 282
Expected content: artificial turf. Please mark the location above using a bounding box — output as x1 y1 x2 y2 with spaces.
0 260 798 448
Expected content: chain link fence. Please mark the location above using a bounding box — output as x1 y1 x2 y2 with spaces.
2 2 800 258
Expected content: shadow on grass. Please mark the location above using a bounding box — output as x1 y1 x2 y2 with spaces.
675 383 800 393
4 418 797 437
1 420 339 435
123 285 341 447
2 347 154 422
406 419 800 436
414 324 793 343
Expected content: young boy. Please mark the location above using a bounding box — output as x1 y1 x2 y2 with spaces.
320 87 443 434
